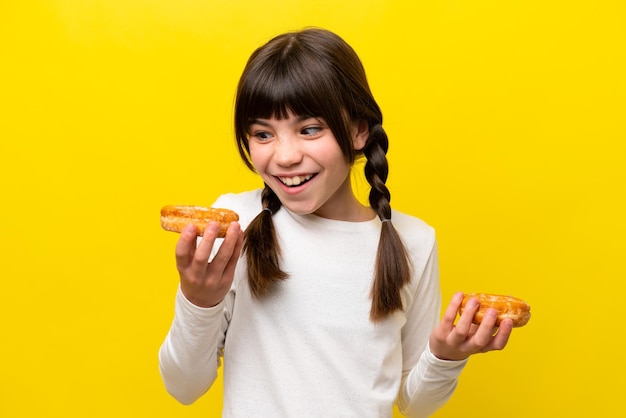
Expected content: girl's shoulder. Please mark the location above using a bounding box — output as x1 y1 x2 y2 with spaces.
391 209 436 251
211 189 263 230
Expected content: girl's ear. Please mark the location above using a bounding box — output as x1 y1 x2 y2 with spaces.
352 120 370 151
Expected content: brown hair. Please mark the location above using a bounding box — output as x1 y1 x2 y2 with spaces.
234 28 412 321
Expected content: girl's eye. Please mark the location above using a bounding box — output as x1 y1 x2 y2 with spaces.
301 126 322 136
250 131 273 141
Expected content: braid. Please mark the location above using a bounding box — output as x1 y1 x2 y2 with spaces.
243 185 288 297
364 124 391 219
363 124 412 321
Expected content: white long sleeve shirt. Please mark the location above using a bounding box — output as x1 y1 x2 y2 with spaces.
159 189 467 417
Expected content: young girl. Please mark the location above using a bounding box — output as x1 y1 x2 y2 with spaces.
159 28 513 417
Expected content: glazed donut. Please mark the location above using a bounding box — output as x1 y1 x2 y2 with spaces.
459 293 531 327
160 205 239 238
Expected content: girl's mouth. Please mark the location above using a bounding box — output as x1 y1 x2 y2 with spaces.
277 174 315 187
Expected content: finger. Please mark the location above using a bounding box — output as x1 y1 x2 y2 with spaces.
440 292 465 330
454 296 480 336
210 222 242 273
489 318 513 351
192 221 220 265
470 308 499 347
175 224 198 269
222 225 244 280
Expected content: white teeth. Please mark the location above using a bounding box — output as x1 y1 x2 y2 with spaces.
280 175 312 186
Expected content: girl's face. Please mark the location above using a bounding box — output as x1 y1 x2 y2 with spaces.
247 112 370 221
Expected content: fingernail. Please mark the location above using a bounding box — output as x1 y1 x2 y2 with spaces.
208 222 219 233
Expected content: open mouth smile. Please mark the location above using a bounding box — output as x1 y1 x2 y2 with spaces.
277 174 316 187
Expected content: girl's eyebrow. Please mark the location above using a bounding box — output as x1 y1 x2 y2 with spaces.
249 114 317 127
296 114 315 122
248 118 270 127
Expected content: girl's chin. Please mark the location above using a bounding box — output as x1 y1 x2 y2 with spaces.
270 193 322 215
279 201 319 215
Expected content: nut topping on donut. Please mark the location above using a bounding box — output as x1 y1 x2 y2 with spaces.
459 293 531 327
160 205 239 238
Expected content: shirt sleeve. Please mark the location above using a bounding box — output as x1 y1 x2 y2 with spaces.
158 286 233 405
396 241 468 417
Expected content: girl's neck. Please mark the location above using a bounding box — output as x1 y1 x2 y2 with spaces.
312 194 375 222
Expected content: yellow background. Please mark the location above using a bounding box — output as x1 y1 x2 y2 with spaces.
1 0 624 417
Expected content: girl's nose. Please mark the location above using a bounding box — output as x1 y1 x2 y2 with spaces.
274 136 303 166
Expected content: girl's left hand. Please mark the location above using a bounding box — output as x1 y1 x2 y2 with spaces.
429 292 513 361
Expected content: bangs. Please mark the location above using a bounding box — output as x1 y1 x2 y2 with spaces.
237 55 341 123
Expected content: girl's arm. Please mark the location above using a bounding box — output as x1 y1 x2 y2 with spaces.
158 288 233 404
397 240 515 417
158 215 243 404
396 242 468 418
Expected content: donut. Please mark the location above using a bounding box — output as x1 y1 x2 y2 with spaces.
459 293 531 327
160 205 239 238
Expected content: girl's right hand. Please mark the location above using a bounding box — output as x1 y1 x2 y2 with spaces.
174 221 244 308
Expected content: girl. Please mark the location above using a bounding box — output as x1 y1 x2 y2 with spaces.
159 28 513 418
